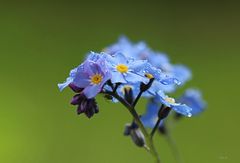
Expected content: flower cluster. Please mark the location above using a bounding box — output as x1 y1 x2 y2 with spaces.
58 36 206 162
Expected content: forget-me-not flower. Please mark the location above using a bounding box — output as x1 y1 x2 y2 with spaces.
105 53 148 84
58 57 111 99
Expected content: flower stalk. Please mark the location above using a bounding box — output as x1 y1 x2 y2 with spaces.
104 90 161 163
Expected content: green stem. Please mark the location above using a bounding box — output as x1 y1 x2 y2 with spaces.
150 118 162 139
104 91 161 163
132 91 143 107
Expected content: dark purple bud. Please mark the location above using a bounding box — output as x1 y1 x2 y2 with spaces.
83 98 99 118
70 93 99 118
71 94 84 105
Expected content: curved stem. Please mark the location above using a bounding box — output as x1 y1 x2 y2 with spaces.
104 91 161 163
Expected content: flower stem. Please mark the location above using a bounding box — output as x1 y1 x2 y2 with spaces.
150 118 162 139
132 91 143 107
104 91 161 163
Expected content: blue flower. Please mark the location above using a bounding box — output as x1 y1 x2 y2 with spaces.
104 36 152 60
105 36 191 93
137 63 180 96
141 101 164 128
105 53 148 84
147 52 191 92
58 56 111 99
155 91 192 117
178 89 206 116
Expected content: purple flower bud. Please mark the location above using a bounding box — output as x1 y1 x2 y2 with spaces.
70 93 99 118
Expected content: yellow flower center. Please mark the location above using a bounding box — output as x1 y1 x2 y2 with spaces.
116 64 128 73
165 97 175 104
90 74 103 85
145 73 154 79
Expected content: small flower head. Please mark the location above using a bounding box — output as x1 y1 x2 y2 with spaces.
105 53 148 84
155 91 192 117
58 55 111 99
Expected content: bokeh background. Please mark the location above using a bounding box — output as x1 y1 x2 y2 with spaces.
0 0 239 163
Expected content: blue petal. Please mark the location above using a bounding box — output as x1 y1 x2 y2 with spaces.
73 71 90 88
83 85 102 99
58 78 72 91
173 65 191 84
161 76 180 85
129 60 148 72
125 72 148 84
111 71 126 83
178 89 206 116
172 104 192 117
58 68 77 91
109 53 128 65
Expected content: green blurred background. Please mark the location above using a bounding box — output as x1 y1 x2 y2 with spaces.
0 1 239 163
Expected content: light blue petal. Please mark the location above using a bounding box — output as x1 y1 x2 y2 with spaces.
173 65 191 84
172 104 192 117
129 60 148 72
73 71 90 88
111 72 126 83
58 67 78 91
58 78 72 91
178 89 206 116
83 85 102 99
125 72 148 84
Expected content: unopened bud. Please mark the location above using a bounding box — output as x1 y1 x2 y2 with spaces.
130 128 146 147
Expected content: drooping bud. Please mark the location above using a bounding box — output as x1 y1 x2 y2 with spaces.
130 128 146 147
70 93 99 118
123 122 146 148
